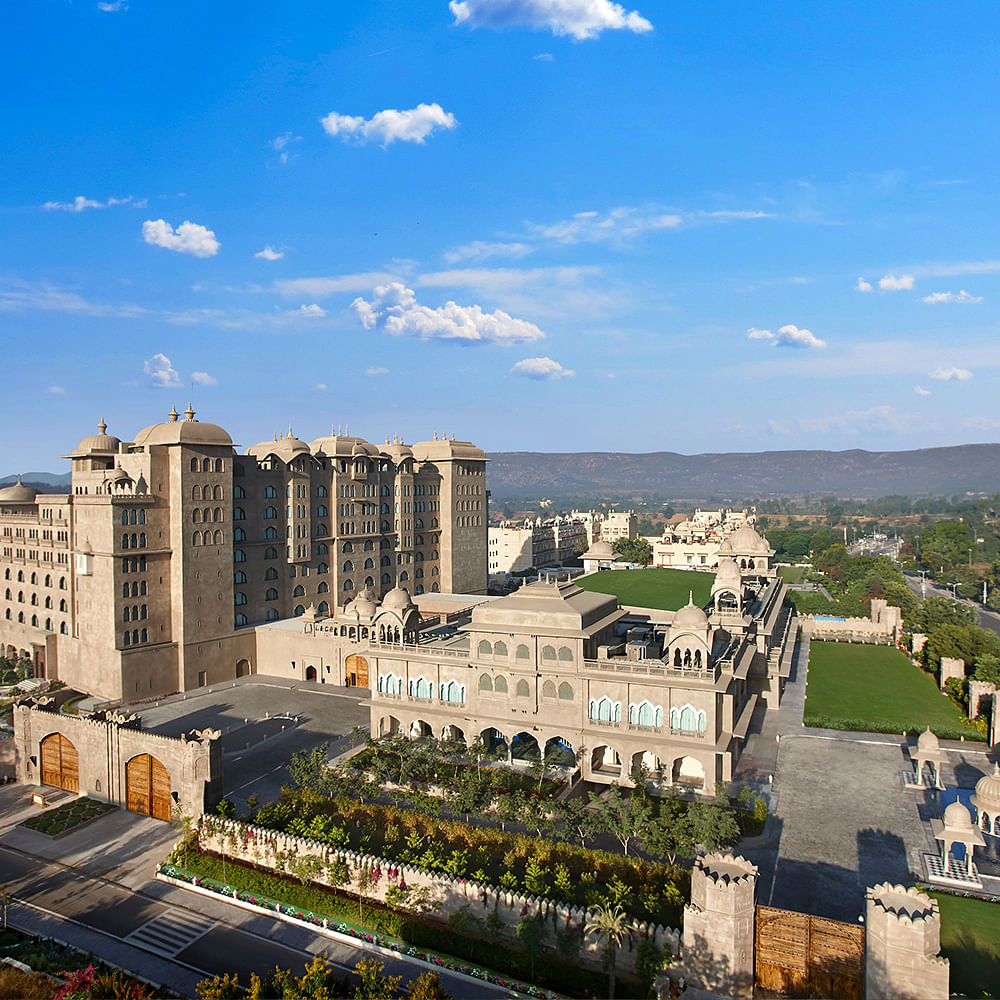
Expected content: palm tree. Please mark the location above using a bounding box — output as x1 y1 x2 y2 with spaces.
585 903 633 1000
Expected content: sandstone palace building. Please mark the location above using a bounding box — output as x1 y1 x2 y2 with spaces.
0 408 487 701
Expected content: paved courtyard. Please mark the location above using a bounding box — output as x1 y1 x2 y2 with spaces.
131 677 371 810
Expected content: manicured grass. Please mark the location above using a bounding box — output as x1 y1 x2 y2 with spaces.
778 565 806 584
575 568 714 611
803 641 981 740
21 795 116 836
931 892 1000 997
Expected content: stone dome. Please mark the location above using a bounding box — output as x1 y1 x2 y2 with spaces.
77 419 121 454
133 406 233 448
0 476 38 503
381 586 415 612
351 588 378 619
583 539 615 560
718 525 770 556
973 764 1000 813
248 430 310 462
918 726 940 752
672 595 709 630
714 556 742 589
943 800 974 831
107 466 133 483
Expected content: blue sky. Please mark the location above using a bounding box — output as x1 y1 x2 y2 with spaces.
4 0 1000 472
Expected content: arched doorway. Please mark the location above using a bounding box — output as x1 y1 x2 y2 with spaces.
480 728 508 758
236 658 250 678
409 719 432 740
379 715 401 737
544 736 575 768
511 731 540 761
126 753 172 821
40 733 78 792
305 665 318 681
591 745 622 777
672 755 706 790
346 654 369 687
441 724 466 745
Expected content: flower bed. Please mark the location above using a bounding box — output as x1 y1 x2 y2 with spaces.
159 858 585 998
21 796 116 837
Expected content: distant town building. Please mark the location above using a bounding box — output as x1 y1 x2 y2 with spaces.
652 508 757 570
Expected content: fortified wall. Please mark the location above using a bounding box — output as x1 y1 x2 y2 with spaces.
13 701 222 819
798 598 902 643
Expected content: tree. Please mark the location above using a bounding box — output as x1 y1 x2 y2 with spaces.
353 958 402 1000
407 972 453 1000
516 912 548 981
613 536 652 566
287 742 331 793
556 795 600 848
0 883 11 930
585 903 633 1000
588 783 651 856
974 653 1000 687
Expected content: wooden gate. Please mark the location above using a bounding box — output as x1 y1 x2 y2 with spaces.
755 906 864 999
346 654 369 687
126 753 172 821
40 733 79 792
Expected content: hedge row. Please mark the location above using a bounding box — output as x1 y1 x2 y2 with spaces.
803 713 986 742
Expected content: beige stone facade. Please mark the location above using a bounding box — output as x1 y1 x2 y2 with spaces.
1 411 486 702
652 508 756 570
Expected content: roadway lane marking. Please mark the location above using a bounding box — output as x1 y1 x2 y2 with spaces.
125 911 215 958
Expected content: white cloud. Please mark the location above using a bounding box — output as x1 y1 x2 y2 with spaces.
320 103 457 146
45 385 66 395
43 194 133 212
913 385 932 397
922 290 983 305
443 241 534 264
878 273 915 291
910 259 1000 278
746 324 826 349
191 371 218 386
511 356 575 379
419 265 597 291
314 383 328 392
351 282 545 344
270 132 302 165
274 272 401 297
529 207 682 244
964 416 1000 431
0 278 148 319
255 246 285 261
97 1 127 10
799 404 908 435
929 367 973 382
449 0 653 40
142 219 220 257
855 276 873 293
297 304 327 317
366 367 390 376
534 52 554 61
143 353 181 388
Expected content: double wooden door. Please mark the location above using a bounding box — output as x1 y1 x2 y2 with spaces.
40 733 79 792
126 753 172 821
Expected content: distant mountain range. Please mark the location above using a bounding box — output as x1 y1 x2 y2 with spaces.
8 442 1000 501
487 444 1000 500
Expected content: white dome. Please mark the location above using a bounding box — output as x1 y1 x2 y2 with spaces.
943 800 974 831
673 596 709 630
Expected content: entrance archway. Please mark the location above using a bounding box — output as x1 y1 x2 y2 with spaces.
441 724 466 745
591 744 622 777
236 658 250 678
40 733 78 792
480 728 508 758
672 755 706 790
126 753 172 821
544 736 575 767
305 665 318 681
346 654 369 687
511 731 540 761
409 719 432 740
379 715 401 737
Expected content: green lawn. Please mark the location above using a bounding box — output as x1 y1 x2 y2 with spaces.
778 565 806 584
575 567 714 611
803 641 980 740
931 892 1000 997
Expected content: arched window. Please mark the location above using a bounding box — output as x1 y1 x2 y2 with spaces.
234 549 247 563
264 506 278 519
343 560 354 572
541 645 556 661
234 527 246 541
516 644 530 660
123 630 131 645
121 510 129 525
234 485 245 499
235 592 248 605
365 576 374 587
265 588 278 601
363 540 374 551
494 640 508 656
294 604 305 616
316 485 328 498
265 526 278 539
558 682 574 701
234 507 245 520
415 568 424 579
381 555 391 567
318 600 329 613
343 580 354 591
479 673 493 692
494 675 508 694
235 613 248 627
293 585 305 597
264 547 278 559
59 599 67 612
265 486 277 498
343 541 354 553
263 567 278 581
265 609 279 621
364 557 374 569
478 639 492 656
317 543 328 555
190 458 198 472
558 646 573 662
542 679 556 698
516 679 531 698
381 573 391 586
317 504 328 517
234 571 247 584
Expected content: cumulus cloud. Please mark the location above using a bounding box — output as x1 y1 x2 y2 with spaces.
929 367 973 381
878 273 915 291
320 103 457 146
46 385 66 395
297 304 327 317
746 324 826 349
922 290 983 304
366 367 390 376
143 353 181 388
855 276 873 293
511 356 575 379
142 219 220 257
255 246 284 261
914 385 932 396
351 282 545 344
443 241 533 264
44 194 134 212
191 371 218 386
449 0 653 39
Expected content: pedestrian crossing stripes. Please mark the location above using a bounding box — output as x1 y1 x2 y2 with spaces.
124 909 215 957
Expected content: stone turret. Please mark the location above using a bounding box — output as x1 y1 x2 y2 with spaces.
865 883 949 1000
680 853 757 999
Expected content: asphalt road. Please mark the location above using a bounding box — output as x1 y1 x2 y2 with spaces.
903 572 1000 637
